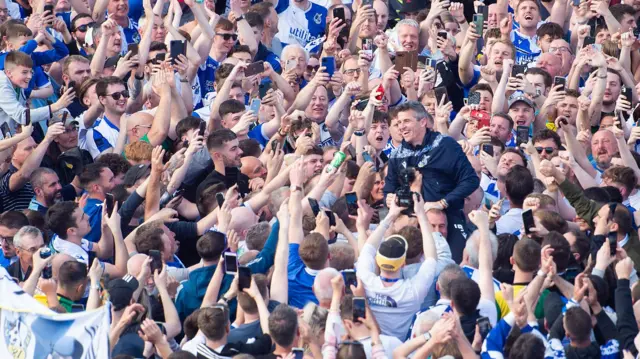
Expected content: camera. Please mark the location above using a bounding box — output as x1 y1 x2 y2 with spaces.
396 167 416 211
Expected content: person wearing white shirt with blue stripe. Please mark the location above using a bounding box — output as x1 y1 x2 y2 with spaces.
495 165 534 235
274 0 327 53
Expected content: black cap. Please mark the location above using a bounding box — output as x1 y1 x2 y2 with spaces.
123 164 151 187
104 55 121 69
106 274 139 311
378 235 408 259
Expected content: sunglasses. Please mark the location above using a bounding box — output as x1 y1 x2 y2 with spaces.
307 65 320 72
535 146 555 154
105 90 130 100
73 23 95 32
216 33 238 41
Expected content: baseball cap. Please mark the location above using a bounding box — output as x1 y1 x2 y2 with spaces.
106 274 139 311
50 109 78 127
104 55 121 69
375 235 408 272
123 164 151 187
508 91 535 109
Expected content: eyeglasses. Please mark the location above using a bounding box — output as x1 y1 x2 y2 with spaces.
105 90 130 100
344 68 362 75
0 236 13 246
64 126 79 133
17 244 43 253
307 65 320 72
73 23 95 32
0 7 9 14
535 146 555 154
549 47 571 54
215 33 238 41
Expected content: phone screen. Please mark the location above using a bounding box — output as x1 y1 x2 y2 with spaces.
198 121 206 137
250 99 261 114
345 192 358 216
105 193 115 216
292 348 304 359
434 87 448 104
342 270 357 295
216 192 225 208
224 253 238 273
325 210 336 227
308 198 321 216
149 250 162 274
516 126 529 146
238 266 252 291
128 43 139 57
477 316 492 339
352 297 366 322
522 209 535 235
481 144 494 156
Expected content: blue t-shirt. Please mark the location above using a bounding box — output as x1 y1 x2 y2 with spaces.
287 243 318 308
197 56 220 99
83 198 103 243
122 17 141 44
248 123 269 148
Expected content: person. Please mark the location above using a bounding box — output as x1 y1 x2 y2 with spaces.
28 167 63 215
78 163 115 243
384 101 479 262
6 225 43 282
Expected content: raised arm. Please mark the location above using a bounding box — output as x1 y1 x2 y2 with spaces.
10 123 64 192
271 204 290 304
288 160 305 245
469 210 496 303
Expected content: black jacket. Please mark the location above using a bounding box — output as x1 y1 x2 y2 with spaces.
383 130 479 211
195 166 250 202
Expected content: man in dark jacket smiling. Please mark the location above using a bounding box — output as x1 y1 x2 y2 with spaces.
383 101 480 262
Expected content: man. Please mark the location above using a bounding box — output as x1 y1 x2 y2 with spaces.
489 113 515 146
246 13 281 73
6 225 43 282
396 20 420 52
219 99 279 147
61 55 92 117
536 52 562 78
78 163 115 243
107 0 140 45
366 112 391 165
247 2 281 56
591 130 618 172
71 14 95 54
373 0 389 31
356 196 437 338
34 260 89 312
487 3 508 28
0 123 65 212
312 268 340 309
28 168 63 215
611 4 637 33
384 101 479 262
511 0 542 64
85 76 128 159
0 211 29 268
275 0 327 52
481 148 527 206
459 31 515 88
241 157 267 179
228 275 272 343
508 92 536 130
198 19 236 99
549 39 573 77
601 167 637 206
196 129 248 201
496 165 534 235
532 129 562 161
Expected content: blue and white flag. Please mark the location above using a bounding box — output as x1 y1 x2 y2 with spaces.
0 267 111 359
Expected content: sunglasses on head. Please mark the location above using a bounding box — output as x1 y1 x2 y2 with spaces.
535 146 555 154
216 33 238 41
73 23 95 32
106 90 130 100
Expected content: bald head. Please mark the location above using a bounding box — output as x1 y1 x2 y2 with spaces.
240 156 267 179
127 112 154 142
229 207 259 240
127 253 148 277
537 52 562 78
313 267 340 303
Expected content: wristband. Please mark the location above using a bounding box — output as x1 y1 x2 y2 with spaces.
179 78 189 83
353 129 365 136
536 269 547 277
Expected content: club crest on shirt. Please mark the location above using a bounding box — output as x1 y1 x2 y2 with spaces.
314 13 322 24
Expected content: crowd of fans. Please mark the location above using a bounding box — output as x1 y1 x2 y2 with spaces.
5 0 640 357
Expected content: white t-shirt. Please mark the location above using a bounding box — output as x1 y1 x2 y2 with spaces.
410 298 498 338
49 234 92 265
356 243 437 339
496 208 524 236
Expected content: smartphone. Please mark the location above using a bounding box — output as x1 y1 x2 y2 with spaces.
468 91 481 105
224 252 238 274
127 43 139 57
67 80 76 91
249 98 261 115
477 316 492 339
609 232 618 256
477 5 485 17
308 198 321 216
512 64 527 77
238 266 252 291
558 117 569 127
394 51 407 73
516 126 529 146
40 248 53 279
285 59 297 72
149 249 162 274
434 87 448 104
292 348 305 359
362 152 373 163
522 209 535 235
0 123 10 139
352 297 366 322
105 193 115 216
362 0 373 6
482 144 494 156
553 76 566 91
473 14 484 38
325 210 336 227
355 99 369 111
322 57 336 78
345 192 358 216
270 140 280 153
484 198 493 210
169 40 186 65
259 82 272 99
437 30 448 41
429 58 437 70
418 55 427 67
342 269 357 295
44 4 54 25
198 121 206 137
333 7 346 23
245 61 265 77
211 193 225 211
622 86 632 104
362 38 374 57
25 108 30 126
583 36 596 47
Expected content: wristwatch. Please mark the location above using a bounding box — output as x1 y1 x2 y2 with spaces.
291 185 303 192
423 331 432 342
92 283 102 291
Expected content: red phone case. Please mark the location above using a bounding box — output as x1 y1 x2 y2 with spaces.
471 110 491 128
